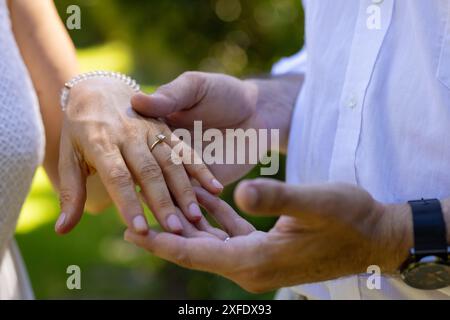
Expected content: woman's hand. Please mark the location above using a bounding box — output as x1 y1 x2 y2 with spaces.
125 180 412 293
56 77 224 235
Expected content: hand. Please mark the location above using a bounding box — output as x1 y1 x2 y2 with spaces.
56 77 224 235
131 72 303 184
132 72 261 135
131 72 262 185
124 179 413 293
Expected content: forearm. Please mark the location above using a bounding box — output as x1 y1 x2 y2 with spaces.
9 0 79 189
246 74 304 153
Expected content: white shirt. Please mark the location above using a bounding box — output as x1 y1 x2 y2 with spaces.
274 0 450 299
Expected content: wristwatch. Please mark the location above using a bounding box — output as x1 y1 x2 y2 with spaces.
400 199 450 290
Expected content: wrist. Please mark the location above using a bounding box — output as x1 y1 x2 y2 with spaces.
378 198 450 273
244 75 303 153
376 202 414 273
65 77 135 116
62 71 140 113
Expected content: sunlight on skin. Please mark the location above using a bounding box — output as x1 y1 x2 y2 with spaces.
17 164 158 234
17 42 157 235
16 165 158 234
17 42 136 234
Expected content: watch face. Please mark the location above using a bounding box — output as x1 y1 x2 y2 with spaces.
402 261 450 290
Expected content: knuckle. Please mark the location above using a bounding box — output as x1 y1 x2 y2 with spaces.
59 188 75 206
106 166 133 188
179 185 195 199
181 71 207 100
139 161 163 181
181 71 201 81
181 71 206 85
153 193 174 211
86 135 116 154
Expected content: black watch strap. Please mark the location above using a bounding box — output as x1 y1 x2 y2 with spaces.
408 199 448 260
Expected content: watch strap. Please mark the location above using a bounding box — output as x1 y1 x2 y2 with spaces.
408 199 448 260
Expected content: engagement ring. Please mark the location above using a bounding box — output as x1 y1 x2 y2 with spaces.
150 134 166 151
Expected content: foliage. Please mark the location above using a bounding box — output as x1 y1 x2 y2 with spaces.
56 0 304 83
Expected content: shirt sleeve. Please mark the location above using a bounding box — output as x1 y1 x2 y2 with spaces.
271 47 307 76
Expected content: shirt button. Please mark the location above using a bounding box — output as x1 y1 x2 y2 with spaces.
346 95 358 109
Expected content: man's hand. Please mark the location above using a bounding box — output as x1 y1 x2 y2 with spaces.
56 77 224 236
124 180 413 293
131 72 303 185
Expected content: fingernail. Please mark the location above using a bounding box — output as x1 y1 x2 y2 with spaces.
132 215 148 234
188 203 202 220
166 214 183 233
211 179 224 190
55 212 66 231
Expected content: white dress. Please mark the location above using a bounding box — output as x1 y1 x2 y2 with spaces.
0 0 45 299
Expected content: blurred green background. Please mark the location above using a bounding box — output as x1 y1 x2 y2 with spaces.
15 0 304 299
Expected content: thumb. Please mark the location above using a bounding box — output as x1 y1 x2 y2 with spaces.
131 71 207 118
56 138 87 235
234 179 343 218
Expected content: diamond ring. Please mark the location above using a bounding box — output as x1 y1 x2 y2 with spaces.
150 134 166 151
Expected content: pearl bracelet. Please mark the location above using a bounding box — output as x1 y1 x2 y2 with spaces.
60 71 140 111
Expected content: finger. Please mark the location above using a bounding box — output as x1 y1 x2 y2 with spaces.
184 180 229 239
94 148 149 234
124 228 235 273
195 187 255 236
121 142 183 234
165 130 224 194
149 136 203 223
138 190 217 239
174 208 218 239
234 178 347 218
131 72 207 118
194 217 230 240
56 140 87 235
